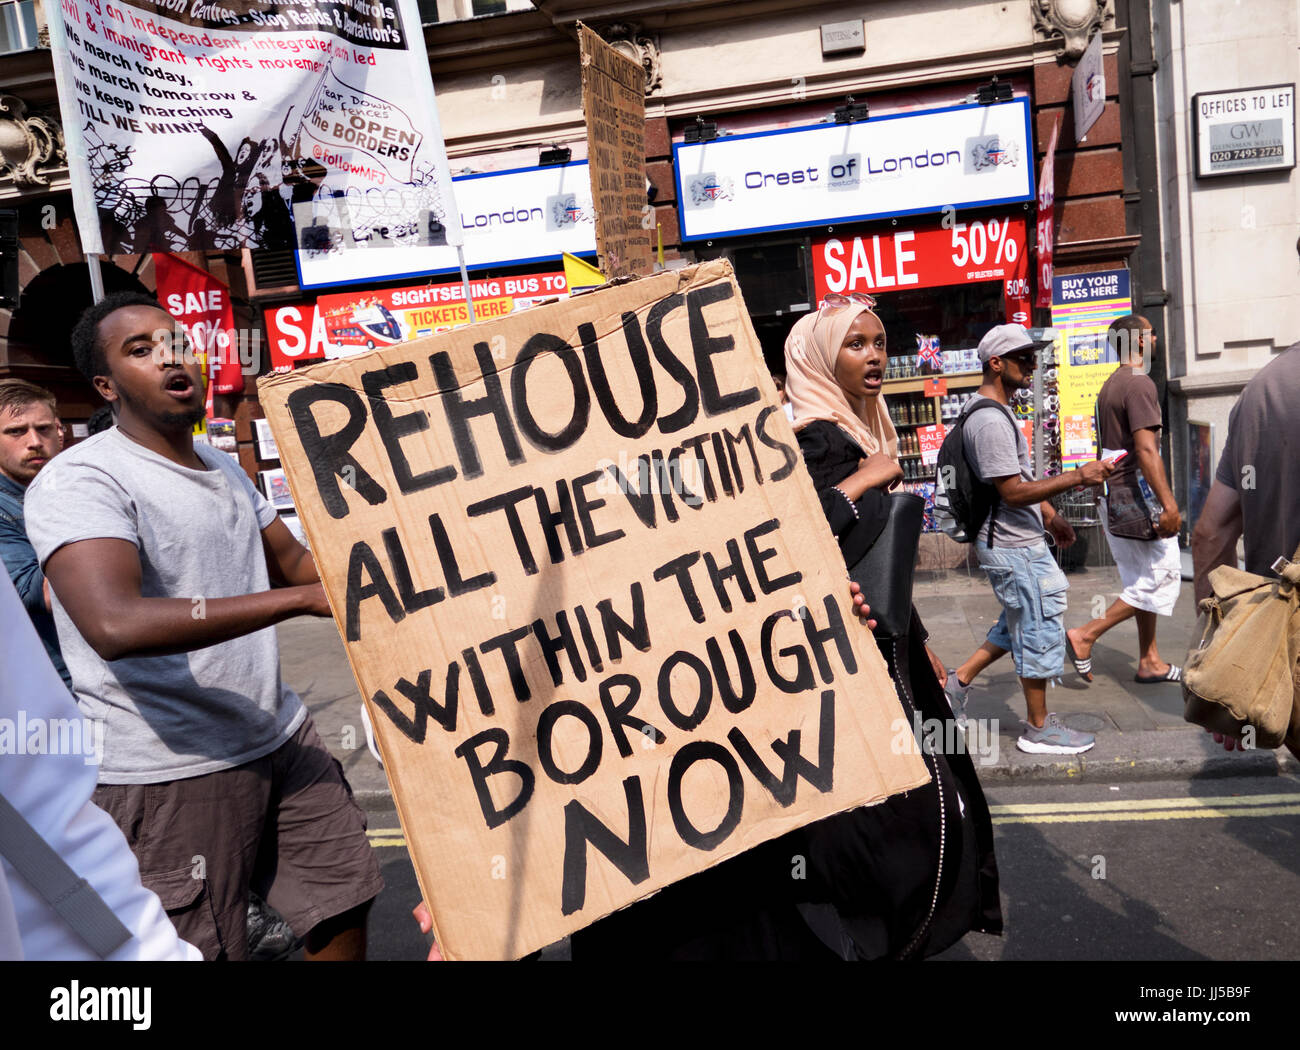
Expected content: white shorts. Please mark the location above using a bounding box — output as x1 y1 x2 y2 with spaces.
1100 503 1183 616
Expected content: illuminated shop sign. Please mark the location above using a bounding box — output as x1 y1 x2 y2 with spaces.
297 163 596 289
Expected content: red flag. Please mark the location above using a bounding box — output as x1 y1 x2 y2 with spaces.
152 254 245 400
1035 117 1060 310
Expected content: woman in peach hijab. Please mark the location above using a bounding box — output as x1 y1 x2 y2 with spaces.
784 294 902 543
781 294 1003 960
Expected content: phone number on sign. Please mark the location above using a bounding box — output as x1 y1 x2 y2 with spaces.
1211 146 1285 162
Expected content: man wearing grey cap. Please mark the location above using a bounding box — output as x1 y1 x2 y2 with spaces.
943 324 1115 754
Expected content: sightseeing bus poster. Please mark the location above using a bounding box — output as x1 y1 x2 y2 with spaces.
314 270 571 358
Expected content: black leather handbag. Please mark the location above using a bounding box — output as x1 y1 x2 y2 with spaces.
1104 473 1160 540
846 491 925 639
1095 401 1159 541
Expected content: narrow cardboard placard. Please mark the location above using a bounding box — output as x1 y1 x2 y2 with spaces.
259 260 928 960
579 24 655 278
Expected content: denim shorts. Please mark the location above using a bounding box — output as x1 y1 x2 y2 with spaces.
975 539 1069 680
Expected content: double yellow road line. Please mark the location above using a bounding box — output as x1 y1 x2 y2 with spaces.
989 792 1300 825
363 793 1300 848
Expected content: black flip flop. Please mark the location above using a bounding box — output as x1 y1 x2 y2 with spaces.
1135 665 1183 684
1066 636 1093 682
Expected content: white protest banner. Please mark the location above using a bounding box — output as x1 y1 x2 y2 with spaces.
258 260 929 960
45 0 462 258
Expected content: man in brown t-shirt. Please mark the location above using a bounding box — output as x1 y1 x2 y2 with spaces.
1066 316 1184 684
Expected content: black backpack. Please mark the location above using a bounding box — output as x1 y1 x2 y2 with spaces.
933 399 1020 546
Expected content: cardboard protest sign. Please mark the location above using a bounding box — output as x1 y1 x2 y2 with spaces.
579 24 654 278
45 0 460 258
258 260 928 959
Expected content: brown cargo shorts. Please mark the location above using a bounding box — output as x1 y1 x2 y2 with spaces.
92 713 384 961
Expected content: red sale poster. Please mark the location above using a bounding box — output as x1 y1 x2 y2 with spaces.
153 253 244 399
1035 117 1061 310
918 423 947 467
812 212 1031 323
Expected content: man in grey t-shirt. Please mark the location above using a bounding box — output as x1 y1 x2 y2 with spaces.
27 426 301 779
942 325 1113 755
962 393 1055 549
25 292 381 960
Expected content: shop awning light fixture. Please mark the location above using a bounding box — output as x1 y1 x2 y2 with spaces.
540 145 572 166
833 97 869 124
684 116 718 143
977 77 1014 105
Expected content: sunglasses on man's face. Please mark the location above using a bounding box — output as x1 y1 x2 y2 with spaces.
1002 349 1037 369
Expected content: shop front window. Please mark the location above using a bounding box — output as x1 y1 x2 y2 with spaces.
710 216 1027 525
873 282 1006 359
722 240 812 375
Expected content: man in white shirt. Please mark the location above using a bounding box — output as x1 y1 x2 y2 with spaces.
0 570 199 960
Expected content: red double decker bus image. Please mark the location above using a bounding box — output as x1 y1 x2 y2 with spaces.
323 299 407 350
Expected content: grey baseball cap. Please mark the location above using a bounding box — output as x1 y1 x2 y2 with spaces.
977 323 1053 363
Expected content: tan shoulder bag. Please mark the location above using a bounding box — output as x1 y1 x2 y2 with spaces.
1183 543 1300 750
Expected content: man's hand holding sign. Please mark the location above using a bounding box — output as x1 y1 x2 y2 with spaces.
259 261 927 960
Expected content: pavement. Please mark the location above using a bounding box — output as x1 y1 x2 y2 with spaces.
915 563 1298 783
277 563 1299 808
